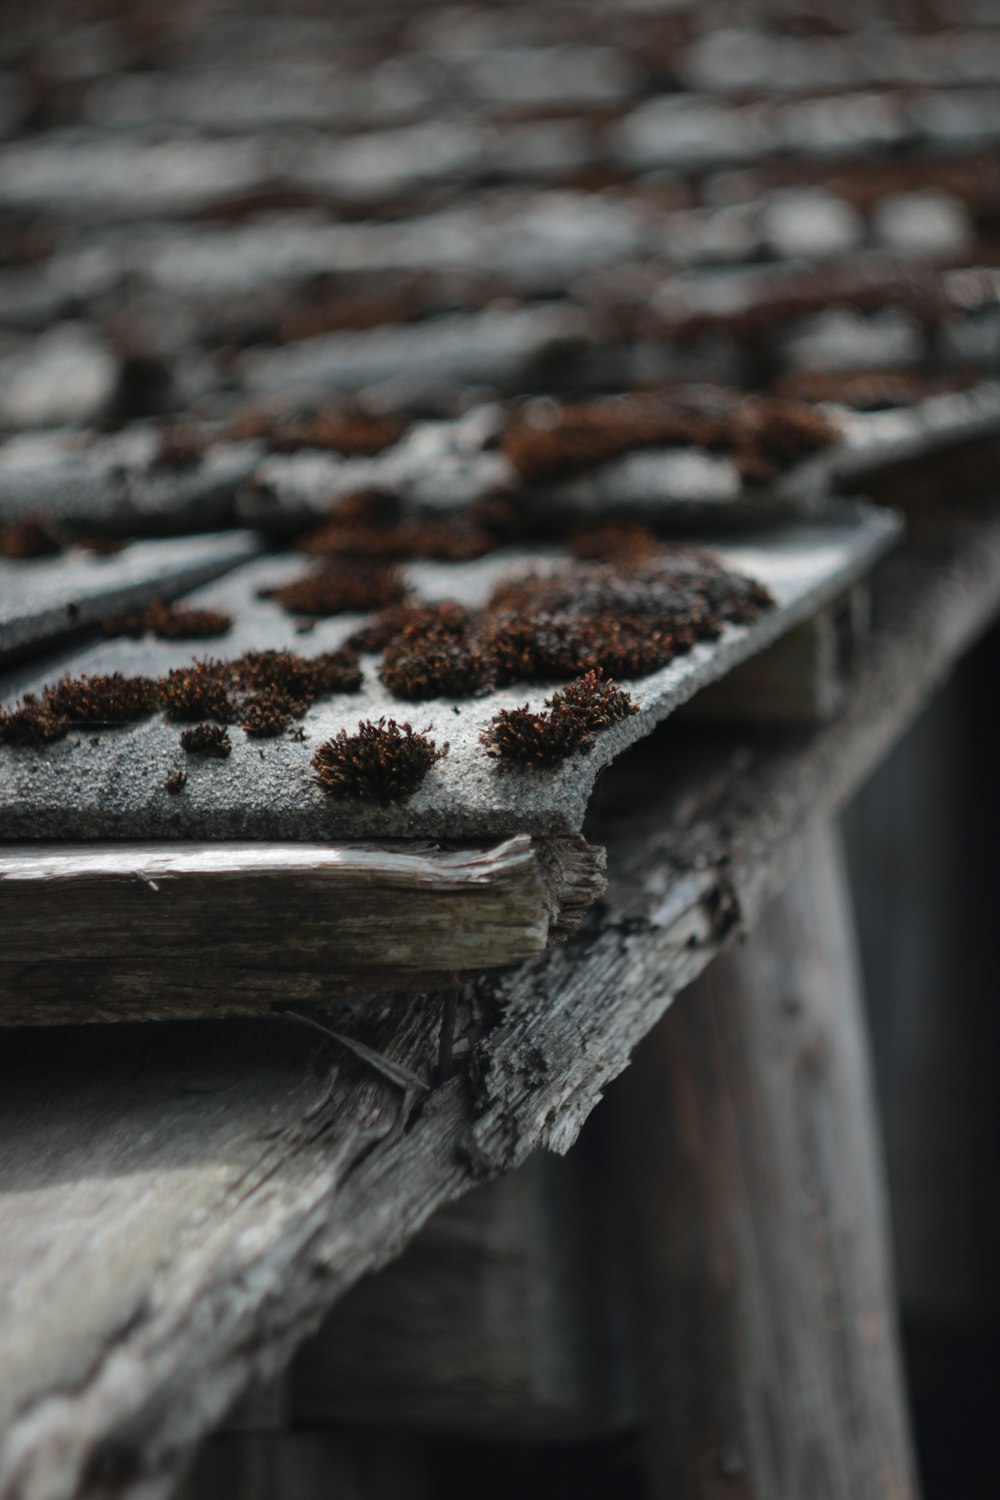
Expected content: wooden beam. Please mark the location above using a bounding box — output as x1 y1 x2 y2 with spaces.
614 825 917 1499
0 518 998 1499
0 835 606 1025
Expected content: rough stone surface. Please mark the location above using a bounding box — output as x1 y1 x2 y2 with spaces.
0 532 262 660
0 506 899 841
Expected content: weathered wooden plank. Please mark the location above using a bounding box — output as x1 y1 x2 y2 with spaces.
0 518 997 1500
614 825 916 1499
0 507 900 842
0 530 262 662
0 835 606 1025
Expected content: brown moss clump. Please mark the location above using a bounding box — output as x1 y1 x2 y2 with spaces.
297 489 502 565
547 670 638 730
1 696 70 746
771 367 971 411
481 670 638 772
481 703 593 769
269 561 407 618
157 424 209 468
348 600 472 654
2 648 363 752
165 770 188 794
179 723 232 757
238 692 294 738
501 390 836 487
102 599 233 641
378 603 491 701
0 517 62 560
309 646 364 695
160 660 234 723
79 536 128 557
2 673 161 746
275 411 408 456
41 673 161 725
659 260 950 346
482 551 773 686
160 648 363 738
571 523 663 565
380 636 491 701
311 718 446 805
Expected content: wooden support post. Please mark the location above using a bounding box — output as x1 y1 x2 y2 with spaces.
614 823 917 1500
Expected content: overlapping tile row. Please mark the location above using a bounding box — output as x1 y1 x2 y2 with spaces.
0 0 997 838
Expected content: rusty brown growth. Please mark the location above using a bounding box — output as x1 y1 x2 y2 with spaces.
482 551 773 685
297 489 502 564
228 406 406 457
570 523 663 564
102 599 233 641
659 262 951 346
547 669 639 730
481 669 638 771
164 770 188 794
156 424 210 468
0 518 62 560
269 561 408 617
481 703 594 769
378 603 491 701
1 673 161 746
179 723 232 757
312 718 446 804
771 367 974 410
160 660 235 723
348 600 474 654
501 389 836 486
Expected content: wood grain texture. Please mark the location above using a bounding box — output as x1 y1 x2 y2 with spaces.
0 517 998 1500
615 825 916 1500
0 835 606 1024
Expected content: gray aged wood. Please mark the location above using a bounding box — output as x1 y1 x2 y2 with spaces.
291 1146 637 1441
0 835 606 1024
615 825 916 1500
0 519 997 1500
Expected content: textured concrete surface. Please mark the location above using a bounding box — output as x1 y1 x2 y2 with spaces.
0 505 900 841
0 531 262 661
